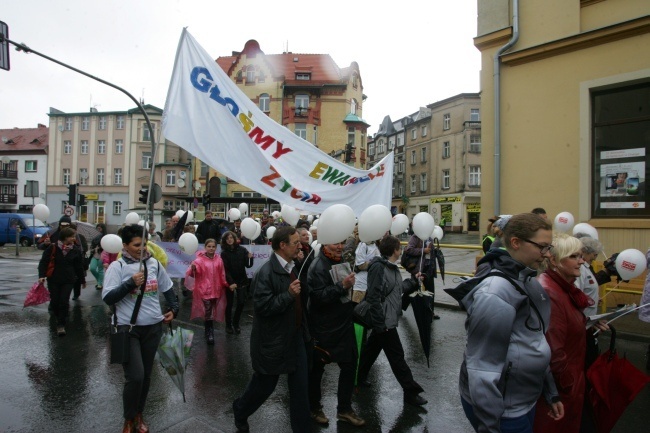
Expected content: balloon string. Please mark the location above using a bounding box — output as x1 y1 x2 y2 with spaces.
599 281 621 301
297 247 315 281
593 302 650 336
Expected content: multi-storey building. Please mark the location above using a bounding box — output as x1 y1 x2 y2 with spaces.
371 115 408 214
190 39 370 218
369 93 482 232
0 124 48 213
46 105 192 229
475 0 649 251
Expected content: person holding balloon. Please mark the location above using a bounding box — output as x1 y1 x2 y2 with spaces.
220 231 254 335
403 233 440 320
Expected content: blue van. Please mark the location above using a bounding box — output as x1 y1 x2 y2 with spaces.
0 213 51 247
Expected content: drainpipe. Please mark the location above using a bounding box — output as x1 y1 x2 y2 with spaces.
493 0 519 215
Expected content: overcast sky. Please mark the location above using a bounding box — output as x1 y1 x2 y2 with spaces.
0 0 480 136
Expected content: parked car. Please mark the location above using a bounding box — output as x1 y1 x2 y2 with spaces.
0 213 50 247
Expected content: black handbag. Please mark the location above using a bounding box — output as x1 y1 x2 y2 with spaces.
353 300 372 328
110 263 146 364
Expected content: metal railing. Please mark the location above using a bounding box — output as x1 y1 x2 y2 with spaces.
400 241 482 277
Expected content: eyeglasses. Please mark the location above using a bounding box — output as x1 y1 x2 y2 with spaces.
521 238 553 254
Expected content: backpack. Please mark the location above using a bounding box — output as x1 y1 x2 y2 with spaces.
400 251 420 272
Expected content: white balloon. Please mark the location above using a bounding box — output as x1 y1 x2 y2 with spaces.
252 221 262 240
125 212 140 225
238 203 248 216
178 232 199 255
307 230 313 245
572 222 598 240
101 234 123 254
432 225 444 241
553 212 575 233
312 218 319 228
186 210 194 222
615 249 646 280
228 208 241 221
240 217 258 239
281 204 301 226
272 210 281 219
266 226 277 240
317 204 356 245
307 215 314 222
311 240 321 255
32 204 50 221
412 212 435 240
137 220 150 231
176 210 185 219
390 214 409 235
358 205 392 243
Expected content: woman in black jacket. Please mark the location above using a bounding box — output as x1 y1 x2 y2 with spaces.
220 231 254 334
38 227 86 336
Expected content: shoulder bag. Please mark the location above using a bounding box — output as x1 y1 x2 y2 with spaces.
110 260 147 364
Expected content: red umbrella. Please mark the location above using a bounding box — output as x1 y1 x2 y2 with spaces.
586 326 650 433
24 281 50 308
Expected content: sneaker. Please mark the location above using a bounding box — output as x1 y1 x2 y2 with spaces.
71 296 79 300
404 393 427 406
56 326 66 337
96 285 102 290
311 408 329 425
337 410 365 426
433 314 441 320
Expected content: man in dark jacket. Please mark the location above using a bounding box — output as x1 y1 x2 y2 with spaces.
307 241 365 427
195 211 220 244
232 226 310 433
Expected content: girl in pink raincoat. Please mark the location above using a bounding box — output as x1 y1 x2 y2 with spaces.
186 238 233 344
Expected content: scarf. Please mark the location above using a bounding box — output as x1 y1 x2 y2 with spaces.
322 247 341 263
121 247 152 263
57 240 74 256
544 268 594 310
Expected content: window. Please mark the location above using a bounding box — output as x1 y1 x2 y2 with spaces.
469 135 481 153
421 125 428 137
114 168 123 185
79 168 88 185
443 141 451 158
200 162 209 177
592 82 650 218
64 140 72 154
348 127 355 146
295 94 309 108
95 201 106 224
471 108 480 122
259 93 270 112
143 123 156 141
80 140 89 154
398 183 404 197
294 124 306 140
116 115 125 129
115 139 124 154
63 169 71 186
65 118 72 131
176 200 185 209
97 140 106 154
296 73 311 80
410 150 416 165
388 138 395 151
351 99 357 115
166 170 176 186
397 135 404 147
98 116 106 130
25 160 37 172
368 142 375 156
96 168 105 185
421 147 427 163
163 200 174 210
410 175 416 193
81 116 90 130
442 170 450 189
378 139 385 154
443 114 451 130
398 160 405 174
142 152 152 169
411 128 417 140
246 66 255 82
233 192 263 198
113 201 122 215
469 166 481 187
420 173 427 191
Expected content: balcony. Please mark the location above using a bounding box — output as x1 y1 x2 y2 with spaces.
0 169 18 180
0 194 18 204
463 121 481 129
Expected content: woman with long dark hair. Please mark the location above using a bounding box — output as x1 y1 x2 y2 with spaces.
220 231 254 334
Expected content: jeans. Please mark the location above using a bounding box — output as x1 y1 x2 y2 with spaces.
309 353 356 413
48 281 74 325
461 397 536 433
122 322 163 420
89 257 104 286
233 337 310 433
225 287 246 327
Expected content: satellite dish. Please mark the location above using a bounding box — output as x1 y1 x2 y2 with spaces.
179 170 186 179
39 193 46 199
194 181 201 191
177 179 186 188
58 125 64 132
80 172 89 180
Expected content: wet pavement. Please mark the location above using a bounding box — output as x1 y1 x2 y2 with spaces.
1 239 649 432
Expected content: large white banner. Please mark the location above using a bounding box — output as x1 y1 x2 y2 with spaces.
162 29 393 216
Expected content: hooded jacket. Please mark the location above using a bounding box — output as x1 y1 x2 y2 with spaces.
186 250 229 300
459 249 559 433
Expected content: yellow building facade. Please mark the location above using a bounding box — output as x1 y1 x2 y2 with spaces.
476 0 650 251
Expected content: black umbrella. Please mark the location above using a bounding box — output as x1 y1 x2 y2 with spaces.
432 238 445 283
409 289 435 367
171 211 190 242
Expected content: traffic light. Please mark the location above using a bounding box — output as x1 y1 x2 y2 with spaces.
344 143 355 163
202 193 210 207
67 183 78 206
77 194 86 206
139 188 149 204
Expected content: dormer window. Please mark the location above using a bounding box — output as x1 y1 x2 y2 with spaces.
296 73 311 81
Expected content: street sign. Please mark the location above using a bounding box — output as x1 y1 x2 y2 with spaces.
85 193 98 200
0 21 9 72
64 206 75 216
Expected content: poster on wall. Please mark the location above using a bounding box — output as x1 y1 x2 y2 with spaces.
597 148 646 211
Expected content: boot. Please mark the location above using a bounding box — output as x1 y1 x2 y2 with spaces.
134 413 149 433
122 419 135 433
205 320 214 345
